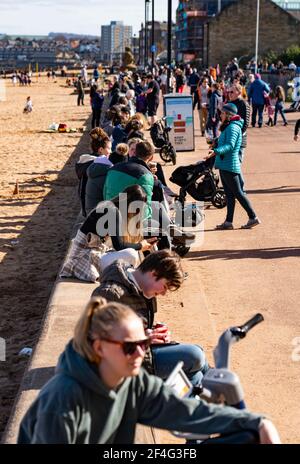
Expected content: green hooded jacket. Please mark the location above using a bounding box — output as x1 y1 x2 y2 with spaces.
17 341 263 444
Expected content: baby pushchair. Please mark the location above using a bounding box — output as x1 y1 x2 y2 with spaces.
150 117 177 165
169 158 227 209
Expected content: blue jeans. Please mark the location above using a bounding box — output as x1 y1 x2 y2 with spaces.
220 170 256 223
207 117 219 138
151 343 209 387
274 102 287 125
251 103 264 127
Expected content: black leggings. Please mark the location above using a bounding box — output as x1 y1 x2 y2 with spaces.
220 170 256 223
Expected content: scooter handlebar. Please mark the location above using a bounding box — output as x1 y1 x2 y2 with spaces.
231 313 264 338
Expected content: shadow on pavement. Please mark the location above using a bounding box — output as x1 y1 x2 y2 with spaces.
188 246 300 261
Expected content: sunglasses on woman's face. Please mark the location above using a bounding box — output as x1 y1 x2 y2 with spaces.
101 337 151 356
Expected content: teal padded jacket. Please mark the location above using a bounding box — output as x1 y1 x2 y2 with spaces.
214 118 243 174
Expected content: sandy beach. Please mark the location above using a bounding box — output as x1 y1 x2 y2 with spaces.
0 76 91 438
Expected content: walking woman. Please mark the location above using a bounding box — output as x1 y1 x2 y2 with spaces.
274 86 288 126
18 298 280 444
205 103 261 230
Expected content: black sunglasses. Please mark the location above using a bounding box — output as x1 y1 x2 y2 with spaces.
101 337 151 356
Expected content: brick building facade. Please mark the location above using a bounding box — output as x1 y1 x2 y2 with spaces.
204 0 300 68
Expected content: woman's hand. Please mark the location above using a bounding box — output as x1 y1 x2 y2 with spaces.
203 150 215 161
258 419 281 444
140 237 158 252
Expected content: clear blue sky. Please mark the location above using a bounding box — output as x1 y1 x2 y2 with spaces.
0 0 177 36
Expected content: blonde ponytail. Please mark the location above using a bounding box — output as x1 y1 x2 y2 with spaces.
73 297 137 363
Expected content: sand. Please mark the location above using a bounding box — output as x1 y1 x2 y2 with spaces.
0 76 91 438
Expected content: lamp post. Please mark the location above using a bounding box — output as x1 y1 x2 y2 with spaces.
151 0 155 71
255 0 260 74
167 0 172 93
145 0 150 69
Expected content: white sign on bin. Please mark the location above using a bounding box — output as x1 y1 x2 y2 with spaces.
164 94 195 152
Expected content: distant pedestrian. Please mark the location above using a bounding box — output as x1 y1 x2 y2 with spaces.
144 73 160 126
195 78 210 136
188 68 200 96
81 65 88 85
207 82 222 138
248 73 270 128
23 96 33 114
77 76 85 106
264 91 275 127
93 67 99 82
159 69 168 95
274 86 288 126
175 69 185 93
90 84 104 128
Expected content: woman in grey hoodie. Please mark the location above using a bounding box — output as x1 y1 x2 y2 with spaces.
18 298 280 444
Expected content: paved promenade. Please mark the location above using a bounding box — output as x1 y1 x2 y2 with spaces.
158 109 300 443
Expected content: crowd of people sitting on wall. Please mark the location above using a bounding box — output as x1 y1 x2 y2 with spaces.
12 63 282 445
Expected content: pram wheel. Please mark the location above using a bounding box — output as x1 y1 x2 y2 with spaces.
211 190 227 209
172 244 190 257
160 145 177 165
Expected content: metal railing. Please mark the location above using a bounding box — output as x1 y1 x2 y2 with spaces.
274 1 300 9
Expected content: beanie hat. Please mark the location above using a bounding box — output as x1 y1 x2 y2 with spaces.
222 102 238 116
255 73 261 79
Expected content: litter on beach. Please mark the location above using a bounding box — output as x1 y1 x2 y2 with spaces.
41 123 79 133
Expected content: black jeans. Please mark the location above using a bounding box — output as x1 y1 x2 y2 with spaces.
220 170 256 223
251 103 264 127
92 108 101 128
